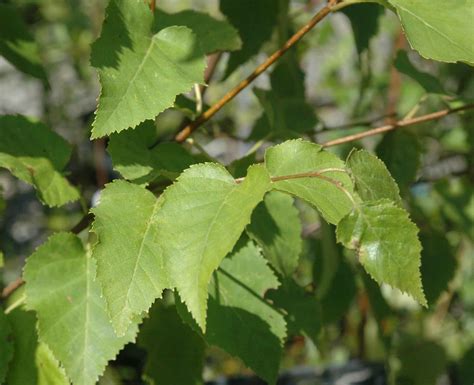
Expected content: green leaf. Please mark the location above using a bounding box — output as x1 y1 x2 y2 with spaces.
177 241 286 385
91 0 206 138
92 164 271 335
360 269 395 346
24 233 139 385
458 347 474 385
91 181 167 336
266 278 321 343
250 57 317 140
0 115 79 207
342 3 383 54
312 227 357 325
346 149 402 206
376 130 420 192
220 0 279 77
394 50 446 94
420 231 457 306
0 309 14 384
264 139 354 224
35 344 70 385
5 308 38 385
0 4 47 81
5 307 69 385
388 0 474 65
397 339 446 385
247 191 302 276
107 121 195 183
337 199 426 306
156 163 271 330
138 303 205 385
153 9 241 54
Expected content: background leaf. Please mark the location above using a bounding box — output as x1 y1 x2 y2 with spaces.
138 303 205 385
266 278 321 343
0 309 14 384
177 241 286 385
91 0 205 138
107 121 196 184
5 307 69 385
397 339 446 385
247 191 302 276
376 130 421 193
220 0 279 77
342 3 383 54
0 115 79 207
0 4 47 81
153 9 241 54
420 231 457 306
24 233 139 385
250 55 317 140
394 50 446 94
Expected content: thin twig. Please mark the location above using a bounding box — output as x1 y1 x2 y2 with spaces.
1 277 24 299
175 3 335 142
150 0 155 13
322 104 474 148
320 112 397 131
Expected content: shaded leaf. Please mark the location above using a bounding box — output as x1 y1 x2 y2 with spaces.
5 307 69 385
397 339 446 385
0 309 14 384
177 241 286 385
91 0 205 138
337 200 426 306
266 278 321 343
376 130 420 192
0 4 47 80
312 222 357 324
250 56 317 140
360 269 395 347
138 303 205 385
394 50 446 94
107 121 195 184
24 233 139 385
342 3 383 54
420 231 457 306
458 347 474 385
265 139 354 224
220 0 279 76
154 9 241 54
346 149 402 206
247 191 302 276
388 0 474 64
0 115 79 207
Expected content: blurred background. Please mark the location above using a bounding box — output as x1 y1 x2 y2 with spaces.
0 0 473 384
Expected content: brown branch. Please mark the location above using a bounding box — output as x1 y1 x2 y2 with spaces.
322 104 474 148
150 0 155 13
175 3 335 142
1 277 23 299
